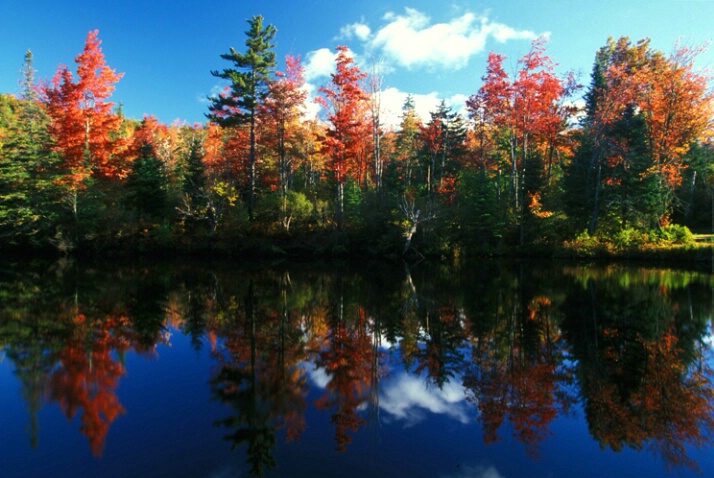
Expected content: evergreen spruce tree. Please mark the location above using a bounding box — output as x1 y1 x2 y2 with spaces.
125 143 167 221
207 15 277 221
434 100 467 186
0 93 60 244
391 95 421 193
19 50 38 102
183 136 206 199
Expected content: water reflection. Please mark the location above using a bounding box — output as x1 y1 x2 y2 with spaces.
561 266 714 472
0 259 712 476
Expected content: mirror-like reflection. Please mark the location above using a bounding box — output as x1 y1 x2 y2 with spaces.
0 259 712 477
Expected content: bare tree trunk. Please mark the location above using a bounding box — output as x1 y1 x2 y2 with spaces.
403 209 420 255
337 182 344 229
686 171 697 219
510 135 518 210
369 64 383 192
546 143 557 185
589 162 602 235
400 196 435 256
520 133 528 246
248 113 256 221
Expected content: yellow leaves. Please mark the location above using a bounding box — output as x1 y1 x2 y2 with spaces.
528 192 553 219
212 180 239 206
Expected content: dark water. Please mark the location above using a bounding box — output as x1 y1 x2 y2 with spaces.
0 258 712 478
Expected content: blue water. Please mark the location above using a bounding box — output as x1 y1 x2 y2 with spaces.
1 330 711 477
0 260 712 477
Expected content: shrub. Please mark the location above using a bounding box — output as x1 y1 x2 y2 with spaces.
612 227 648 249
657 224 695 245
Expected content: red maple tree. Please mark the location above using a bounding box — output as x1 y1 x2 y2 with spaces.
317 46 369 227
43 30 127 185
467 37 565 244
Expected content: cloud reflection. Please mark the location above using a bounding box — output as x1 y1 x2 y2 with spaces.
306 362 472 426
441 465 505 478
306 363 331 388
379 372 471 426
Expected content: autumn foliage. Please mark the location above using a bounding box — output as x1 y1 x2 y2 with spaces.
42 30 127 185
1 24 712 256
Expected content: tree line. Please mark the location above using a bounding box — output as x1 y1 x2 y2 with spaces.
1 17 712 257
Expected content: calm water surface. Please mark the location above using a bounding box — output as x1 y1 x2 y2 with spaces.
0 258 712 477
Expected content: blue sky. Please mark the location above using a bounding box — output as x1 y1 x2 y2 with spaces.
2 0 712 128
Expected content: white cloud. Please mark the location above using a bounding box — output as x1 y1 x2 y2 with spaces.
303 47 365 120
198 84 226 105
306 364 330 388
485 22 542 44
704 323 713 346
563 98 586 126
301 48 338 120
307 363 472 427
368 8 539 70
340 21 372 42
449 93 470 118
379 87 469 130
296 79 322 120
379 87 440 130
304 48 338 82
208 466 239 478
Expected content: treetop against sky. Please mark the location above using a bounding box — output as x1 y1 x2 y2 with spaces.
1 0 712 126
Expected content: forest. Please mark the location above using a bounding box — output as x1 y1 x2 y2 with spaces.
1 16 713 260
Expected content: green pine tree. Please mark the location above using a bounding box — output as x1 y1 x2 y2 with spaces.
124 143 168 221
0 93 61 245
207 15 277 221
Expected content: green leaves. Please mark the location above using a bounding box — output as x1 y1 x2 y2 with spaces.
207 15 277 126
0 94 62 242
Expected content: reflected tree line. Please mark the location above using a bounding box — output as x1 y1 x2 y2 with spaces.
0 259 712 475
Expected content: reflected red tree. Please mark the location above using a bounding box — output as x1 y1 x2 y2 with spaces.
48 313 130 456
314 304 381 451
588 326 714 472
464 295 570 458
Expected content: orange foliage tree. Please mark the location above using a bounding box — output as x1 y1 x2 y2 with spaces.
587 326 714 472
468 37 566 244
314 304 377 451
261 55 309 230
42 30 127 186
463 294 569 458
630 44 713 224
317 46 370 228
577 37 713 231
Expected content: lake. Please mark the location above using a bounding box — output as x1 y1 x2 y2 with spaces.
0 258 712 477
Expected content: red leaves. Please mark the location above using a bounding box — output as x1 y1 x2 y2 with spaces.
314 316 375 452
469 37 567 147
74 30 123 109
318 46 370 185
468 52 512 131
467 37 568 224
260 55 309 193
42 30 126 185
